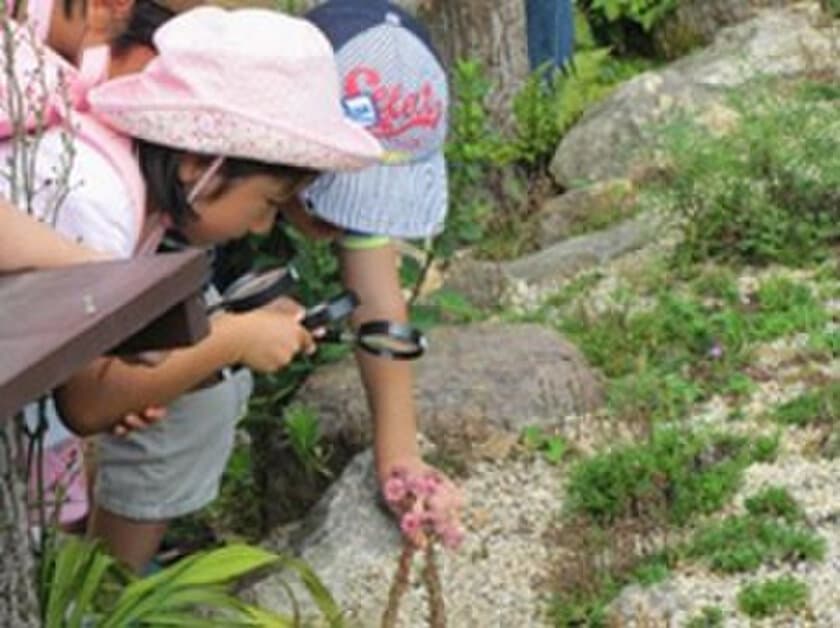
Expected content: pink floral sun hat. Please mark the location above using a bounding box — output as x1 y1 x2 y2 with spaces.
87 6 383 171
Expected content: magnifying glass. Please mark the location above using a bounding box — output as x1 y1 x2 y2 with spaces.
318 319 427 360
214 266 428 360
213 266 299 313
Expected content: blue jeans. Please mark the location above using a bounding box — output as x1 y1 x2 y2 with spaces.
525 0 575 71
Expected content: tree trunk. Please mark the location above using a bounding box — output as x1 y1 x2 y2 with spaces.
0 418 38 627
418 0 530 128
298 0 530 128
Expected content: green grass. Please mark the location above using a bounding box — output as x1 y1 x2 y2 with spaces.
737 576 809 618
769 382 840 427
555 275 828 424
686 605 724 628
566 429 768 527
686 514 825 574
654 80 840 268
745 486 803 523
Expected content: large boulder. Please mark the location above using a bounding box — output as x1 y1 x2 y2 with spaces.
535 179 637 248
505 212 663 286
652 0 802 58
550 3 839 188
291 323 604 449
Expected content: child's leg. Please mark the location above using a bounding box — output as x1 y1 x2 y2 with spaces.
89 368 253 572
88 507 168 572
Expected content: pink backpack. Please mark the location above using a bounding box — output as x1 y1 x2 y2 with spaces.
2 21 158 527
0 20 150 251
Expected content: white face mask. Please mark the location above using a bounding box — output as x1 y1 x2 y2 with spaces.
186 155 226 205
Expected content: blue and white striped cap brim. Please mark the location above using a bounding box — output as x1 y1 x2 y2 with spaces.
305 151 447 239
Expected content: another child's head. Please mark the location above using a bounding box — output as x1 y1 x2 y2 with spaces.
304 0 449 240
87 6 382 245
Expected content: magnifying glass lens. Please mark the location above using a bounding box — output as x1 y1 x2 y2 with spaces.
355 321 426 359
219 267 297 312
225 268 288 300
358 333 420 354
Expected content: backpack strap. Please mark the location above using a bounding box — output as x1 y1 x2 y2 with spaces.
0 27 158 253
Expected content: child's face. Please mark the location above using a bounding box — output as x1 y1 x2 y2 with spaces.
179 173 311 246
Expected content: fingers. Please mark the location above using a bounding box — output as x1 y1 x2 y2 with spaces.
110 406 167 437
383 466 466 550
120 350 169 366
269 296 305 318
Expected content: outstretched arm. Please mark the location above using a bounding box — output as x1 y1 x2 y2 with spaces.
0 201 106 271
337 242 463 534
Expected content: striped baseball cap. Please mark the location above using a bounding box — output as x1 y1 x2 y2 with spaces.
304 0 449 239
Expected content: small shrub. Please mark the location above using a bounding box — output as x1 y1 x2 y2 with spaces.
770 382 840 427
737 576 809 618
686 515 825 573
521 426 568 465
658 83 840 268
750 433 780 463
745 487 803 523
588 0 678 31
686 606 725 628
283 402 332 480
566 429 758 526
630 553 671 586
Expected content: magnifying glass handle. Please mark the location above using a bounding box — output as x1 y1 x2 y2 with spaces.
313 329 355 344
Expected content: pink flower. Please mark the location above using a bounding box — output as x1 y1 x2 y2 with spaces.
440 525 465 551
400 511 423 536
407 472 440 499
383 476 407 504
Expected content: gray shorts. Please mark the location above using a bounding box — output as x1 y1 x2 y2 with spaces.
94 368 253 521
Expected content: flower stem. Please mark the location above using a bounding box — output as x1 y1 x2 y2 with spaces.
381 542 416 628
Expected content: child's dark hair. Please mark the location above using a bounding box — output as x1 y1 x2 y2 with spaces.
137 141 317 227
111 0 174 56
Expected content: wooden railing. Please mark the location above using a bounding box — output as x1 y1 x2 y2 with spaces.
0 250 210 420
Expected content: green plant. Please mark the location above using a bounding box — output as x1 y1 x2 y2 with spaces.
629 553 670 586
521 426 568 465
769 382 840 427
40 537 343 627
658 83 840 268
589 0 678 30
737 576 809 618
437 59 502 259
565 429 760 527
283 402 332 479
750 433 780 463
510 48 615 168
686 514 825 573
686 605 725 628
745 486 803 523
822 0 840 18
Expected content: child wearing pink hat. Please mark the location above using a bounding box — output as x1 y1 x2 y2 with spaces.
1 6 381 569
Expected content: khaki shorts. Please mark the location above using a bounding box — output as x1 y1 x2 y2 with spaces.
94 368 253 521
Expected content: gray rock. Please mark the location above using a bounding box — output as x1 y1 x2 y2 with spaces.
652 0 801 59
288 323 604 451
550 3 839 187
504 213 662 286
440 257 513 310
536 179 637 248
247 450 399 624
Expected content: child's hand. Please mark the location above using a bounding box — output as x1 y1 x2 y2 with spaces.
110 405 166 437
381 458 465 550
218 297 315 372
